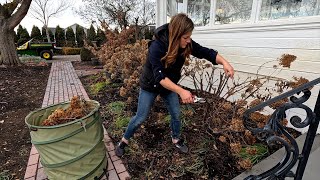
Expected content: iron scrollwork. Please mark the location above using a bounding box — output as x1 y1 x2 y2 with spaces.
243 77 320 180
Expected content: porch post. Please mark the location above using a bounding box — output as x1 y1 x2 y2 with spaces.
156 0 167 27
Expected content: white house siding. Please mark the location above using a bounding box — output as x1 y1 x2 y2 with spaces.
184 17 320 133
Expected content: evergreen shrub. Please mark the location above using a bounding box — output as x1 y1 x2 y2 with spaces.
62 47 81 55
80 47 94 61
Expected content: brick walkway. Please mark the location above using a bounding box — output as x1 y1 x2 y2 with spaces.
24 61 130 180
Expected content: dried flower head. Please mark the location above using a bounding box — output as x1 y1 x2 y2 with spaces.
269 98 288 109
249 99 263 109
229 118 245 132
126 96 133 104
246 147 257 155
230 142 242 154
250 79 262 87
120 86 127 97
236 100 247 107
238 159 252 169
278 54 296 68
250 112 268 123
245 130 256 145
289 76 310 89
222 102 232 110
218 136 227 143
237 108 246 116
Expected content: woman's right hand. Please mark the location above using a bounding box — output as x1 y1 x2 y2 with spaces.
179 89 194 104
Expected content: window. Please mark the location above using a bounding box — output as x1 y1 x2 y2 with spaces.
260 0 320 20
215 0 253 24
163 0 320 27
187 0 211 26
167 0 184 17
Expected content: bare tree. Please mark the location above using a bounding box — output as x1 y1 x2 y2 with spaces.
76 0 155 31
0 0 32 66
134 0 155 26
132 0 155 39
29 0 72 42
77 0 137 30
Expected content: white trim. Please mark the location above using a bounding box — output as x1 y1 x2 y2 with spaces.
194 16 320 32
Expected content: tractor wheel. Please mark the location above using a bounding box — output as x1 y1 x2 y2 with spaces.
40 50 53 60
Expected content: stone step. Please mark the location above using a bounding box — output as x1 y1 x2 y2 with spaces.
233 133 320 180
294 146 320 180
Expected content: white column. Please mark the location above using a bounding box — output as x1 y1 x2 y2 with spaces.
314 0 320 15
210 0 217 26
169 0 177 16
183 0 188 13
156 0 167 27
250 0 262 23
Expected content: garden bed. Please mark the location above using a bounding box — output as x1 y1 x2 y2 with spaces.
78 70 301 180
0 63 51 179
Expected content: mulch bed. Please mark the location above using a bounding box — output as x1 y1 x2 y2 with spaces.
77 66 301 179
0 64 51 179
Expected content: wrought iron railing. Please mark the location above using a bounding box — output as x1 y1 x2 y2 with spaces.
243 77 320 180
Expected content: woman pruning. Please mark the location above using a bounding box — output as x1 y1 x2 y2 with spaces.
116 13 234 156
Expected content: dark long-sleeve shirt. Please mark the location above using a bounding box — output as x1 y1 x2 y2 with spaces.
139 24 218 95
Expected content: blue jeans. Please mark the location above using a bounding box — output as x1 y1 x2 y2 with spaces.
123 89 181 140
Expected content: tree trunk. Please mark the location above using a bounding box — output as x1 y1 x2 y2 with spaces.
135 17 139 40
0 25 21 66
0 0 32 66
45 25 51 43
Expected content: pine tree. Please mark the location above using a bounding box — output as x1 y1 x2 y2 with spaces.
55 25 65 47
76 25 85 47
49 30 54 42
65 27 75 47
31 25 42 41
14 30 18 45
17 25 30 46
21 28 30 39
16 25 24 40
87 24 96 42
42 27 55 42
96 28 106 46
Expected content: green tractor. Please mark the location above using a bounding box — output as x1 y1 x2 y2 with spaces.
17 39 55 60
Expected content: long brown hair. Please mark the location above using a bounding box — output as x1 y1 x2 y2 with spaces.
161 13 194 68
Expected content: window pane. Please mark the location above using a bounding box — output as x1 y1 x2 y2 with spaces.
260 0 320 20
215 0 253 25
176 0 185 13
187 0 211 26
167 0 185 17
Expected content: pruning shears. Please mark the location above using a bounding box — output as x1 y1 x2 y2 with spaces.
193 96 206 103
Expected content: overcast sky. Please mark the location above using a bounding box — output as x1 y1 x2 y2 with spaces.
0 0 91 32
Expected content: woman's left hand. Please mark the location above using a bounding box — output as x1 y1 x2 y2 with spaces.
216 54 235 78
223 62 234 79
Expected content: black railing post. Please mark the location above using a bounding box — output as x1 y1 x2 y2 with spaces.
294 90 320 180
